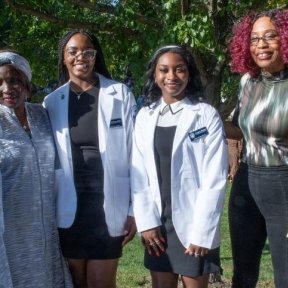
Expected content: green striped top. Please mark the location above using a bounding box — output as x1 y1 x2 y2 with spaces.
238 71 288 166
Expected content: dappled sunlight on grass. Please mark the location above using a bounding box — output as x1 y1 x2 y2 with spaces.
117 183 274 287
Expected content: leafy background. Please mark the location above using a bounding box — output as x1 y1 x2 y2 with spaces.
0 0 287 113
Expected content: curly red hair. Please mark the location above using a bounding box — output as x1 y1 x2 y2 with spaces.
229 9 288 77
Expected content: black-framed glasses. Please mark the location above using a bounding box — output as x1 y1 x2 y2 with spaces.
250 32 279 46
66 49 97 60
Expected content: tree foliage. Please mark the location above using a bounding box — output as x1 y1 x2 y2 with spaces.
0 0 285 113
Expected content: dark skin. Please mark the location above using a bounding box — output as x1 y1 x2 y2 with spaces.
143 52 209 257
224 121 243 140
0 65 31 127
141 51 210 288
62 33 136 288
64 33 136 247
224 16 286 143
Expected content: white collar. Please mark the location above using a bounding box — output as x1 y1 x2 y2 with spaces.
159 97 188 115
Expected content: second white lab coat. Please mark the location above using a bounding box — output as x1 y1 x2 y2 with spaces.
131 97 228 249
44 74 137 236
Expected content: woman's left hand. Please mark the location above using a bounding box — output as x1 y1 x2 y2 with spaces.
141 227 165 256
184 243 209 257
122 216 137 246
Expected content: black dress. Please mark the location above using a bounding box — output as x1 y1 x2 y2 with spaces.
144 103 220 277
58 83 124 259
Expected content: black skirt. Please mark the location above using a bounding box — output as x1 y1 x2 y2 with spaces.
58 155 124 259
58 87 124 260
144 219 220 277
145 125 220 276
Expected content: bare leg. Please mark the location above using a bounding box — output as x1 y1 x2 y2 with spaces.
150 271 178 288
86 259 119 288
67 259 87 288
181 274 209 288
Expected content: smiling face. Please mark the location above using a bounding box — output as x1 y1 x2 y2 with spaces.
63 33 96 82
250 16 285 74
0 65 28 112
154 52 189 104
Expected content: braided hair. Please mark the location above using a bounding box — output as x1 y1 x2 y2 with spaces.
58 29 111 85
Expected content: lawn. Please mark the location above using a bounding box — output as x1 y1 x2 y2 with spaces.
117 184 274 287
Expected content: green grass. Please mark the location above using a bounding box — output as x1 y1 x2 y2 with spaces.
117 184 274 287
117 236 150 287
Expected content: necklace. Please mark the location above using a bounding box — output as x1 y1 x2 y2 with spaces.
71 80 97 100
17 110 30 132
22 118 30 131
73 89 90 100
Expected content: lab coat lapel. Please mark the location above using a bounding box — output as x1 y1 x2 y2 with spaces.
98 75 115 131
146 102 161 152
55 83 72 170
172 102 199 155
97 75 115 156
145 102 162 204
57 83 70 128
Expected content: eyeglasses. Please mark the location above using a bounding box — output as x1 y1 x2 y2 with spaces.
250 32 279 46
65 49 97 60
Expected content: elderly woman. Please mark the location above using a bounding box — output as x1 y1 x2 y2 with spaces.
0 51 72 288
227 8 288 288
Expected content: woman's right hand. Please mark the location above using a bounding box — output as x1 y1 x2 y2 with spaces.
141 227 165 256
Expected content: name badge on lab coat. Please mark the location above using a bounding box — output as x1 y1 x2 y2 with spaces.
188 127 208 141
110 118 123 128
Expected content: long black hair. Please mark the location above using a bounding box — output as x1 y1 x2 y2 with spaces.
142 45 203 106
58 29 111 85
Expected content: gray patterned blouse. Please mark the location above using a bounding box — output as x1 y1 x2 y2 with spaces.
0 103 72 288
238 72 288 166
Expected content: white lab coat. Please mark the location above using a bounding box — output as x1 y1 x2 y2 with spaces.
131 97 228 249
43 74 137 236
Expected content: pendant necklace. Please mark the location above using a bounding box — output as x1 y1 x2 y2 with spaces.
74 89 88 100
17 110 30 133
72 81 96 100
21 114 29 131
22 118 30 131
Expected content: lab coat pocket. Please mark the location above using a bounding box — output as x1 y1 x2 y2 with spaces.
180 171 199 208
109 127 126 160
183 137 205 173
182 171 199 187
186 136 205 150
114 176 130 222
